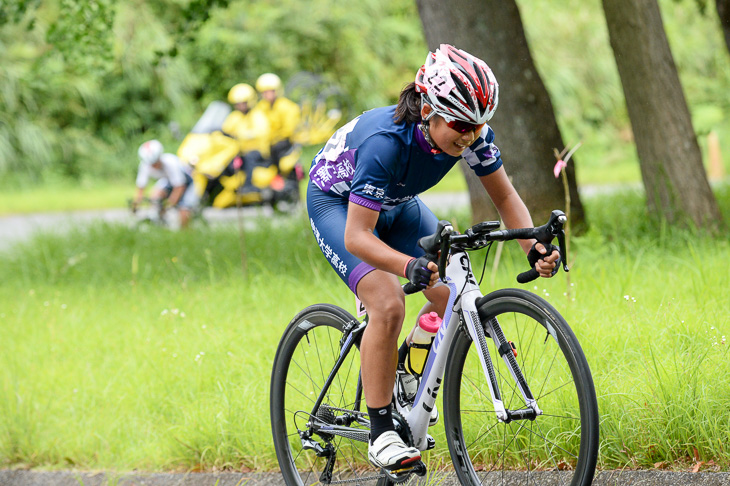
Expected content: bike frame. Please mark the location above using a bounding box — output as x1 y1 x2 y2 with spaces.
405 249 543 450
306 239 544 452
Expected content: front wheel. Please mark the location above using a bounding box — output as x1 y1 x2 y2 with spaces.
443 289 599 486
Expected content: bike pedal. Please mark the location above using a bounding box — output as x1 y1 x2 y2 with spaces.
385 460 427 482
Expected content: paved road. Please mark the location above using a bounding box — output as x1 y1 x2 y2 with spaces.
2 469 729 486
0 193 473 253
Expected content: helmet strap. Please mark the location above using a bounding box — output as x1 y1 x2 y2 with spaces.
418 119 442 154
419 99 442 154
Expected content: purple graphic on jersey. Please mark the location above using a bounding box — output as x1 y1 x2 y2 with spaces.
310 148 357 193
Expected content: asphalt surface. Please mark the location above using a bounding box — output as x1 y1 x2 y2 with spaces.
2 469 730 485
0 193 473 253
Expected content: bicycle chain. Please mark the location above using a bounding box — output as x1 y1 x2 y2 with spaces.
320 404 369 418
309 405 384 484
321 473 386 484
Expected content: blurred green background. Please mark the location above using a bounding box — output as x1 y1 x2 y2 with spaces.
1 0 728 200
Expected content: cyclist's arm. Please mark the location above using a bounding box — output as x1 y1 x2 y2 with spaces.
344 202 438 282
133 186 145 206
479 166 559 277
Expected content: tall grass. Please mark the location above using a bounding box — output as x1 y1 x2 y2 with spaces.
1 189 729 472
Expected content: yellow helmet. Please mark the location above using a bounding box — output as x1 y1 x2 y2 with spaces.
228 83 257 104
255 73 282 93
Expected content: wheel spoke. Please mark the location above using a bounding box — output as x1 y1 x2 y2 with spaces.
443 290 597 486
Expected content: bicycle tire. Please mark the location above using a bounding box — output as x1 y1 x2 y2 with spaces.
443 288 599 486
271 304 385 485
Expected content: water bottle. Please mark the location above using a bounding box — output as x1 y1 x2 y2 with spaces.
405 312 442 376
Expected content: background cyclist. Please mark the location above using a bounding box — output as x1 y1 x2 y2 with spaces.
255 73 301 172
306 44 560 471
133 139 199 228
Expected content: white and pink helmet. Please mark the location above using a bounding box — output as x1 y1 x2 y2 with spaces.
415 44 499 124
138 139 163 165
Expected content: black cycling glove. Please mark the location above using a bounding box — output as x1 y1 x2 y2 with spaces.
405 256 434 288
527 242 561 276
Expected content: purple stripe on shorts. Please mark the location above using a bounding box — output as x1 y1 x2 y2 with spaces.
348 261 376 296
349 194 382 212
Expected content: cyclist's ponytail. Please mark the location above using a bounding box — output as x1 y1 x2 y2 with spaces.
393 82 422 125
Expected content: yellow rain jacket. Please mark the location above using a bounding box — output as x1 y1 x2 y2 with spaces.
222 108 271 157
255 97 301 146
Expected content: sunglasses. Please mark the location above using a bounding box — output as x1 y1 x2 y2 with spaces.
445 118 486 134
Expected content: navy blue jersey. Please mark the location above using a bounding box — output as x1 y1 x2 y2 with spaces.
309 106 503 211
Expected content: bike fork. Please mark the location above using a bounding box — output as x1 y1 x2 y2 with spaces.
463 305 542 422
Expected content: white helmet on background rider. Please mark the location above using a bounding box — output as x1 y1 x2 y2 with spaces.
138 140 164 165
255 73 282 94
415 44 499 124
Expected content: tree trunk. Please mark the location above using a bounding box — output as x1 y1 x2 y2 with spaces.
602 0 722 228
716 0 730 54
416 0 585 230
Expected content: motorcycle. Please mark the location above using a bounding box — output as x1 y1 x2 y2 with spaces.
176 73 347 212
176 101 304 211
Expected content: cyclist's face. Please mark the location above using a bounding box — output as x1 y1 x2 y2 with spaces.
261 89 277 103
421 105 483 157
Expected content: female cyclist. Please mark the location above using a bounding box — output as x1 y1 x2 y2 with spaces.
306 44 560 471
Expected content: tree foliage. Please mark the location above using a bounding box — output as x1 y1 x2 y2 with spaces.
1 0 728 199
0 0 425 184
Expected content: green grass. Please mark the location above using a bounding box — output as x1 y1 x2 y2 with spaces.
0 179 133 215
1 188 729 472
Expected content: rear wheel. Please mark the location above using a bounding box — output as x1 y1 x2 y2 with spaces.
443 289 599 486
271 304 387 485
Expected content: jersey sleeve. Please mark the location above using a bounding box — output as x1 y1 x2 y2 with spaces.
136 163 150 188
462 125 503 177
348 134 401 212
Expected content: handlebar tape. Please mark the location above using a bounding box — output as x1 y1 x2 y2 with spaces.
516 268 540 284
402 282 421 295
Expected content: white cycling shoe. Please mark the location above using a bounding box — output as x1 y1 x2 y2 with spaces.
368 431 422 470
394 368 439 426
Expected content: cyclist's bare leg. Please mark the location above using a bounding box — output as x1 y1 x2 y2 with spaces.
357 269 406 408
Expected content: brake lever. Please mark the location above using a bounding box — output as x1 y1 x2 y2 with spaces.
556 229 570 273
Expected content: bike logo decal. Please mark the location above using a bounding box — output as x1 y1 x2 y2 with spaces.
423 377 442 413
459 254 477 286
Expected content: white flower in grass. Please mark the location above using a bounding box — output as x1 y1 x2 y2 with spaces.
624 295 629 300
161 309 169 316
61 304 67 310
